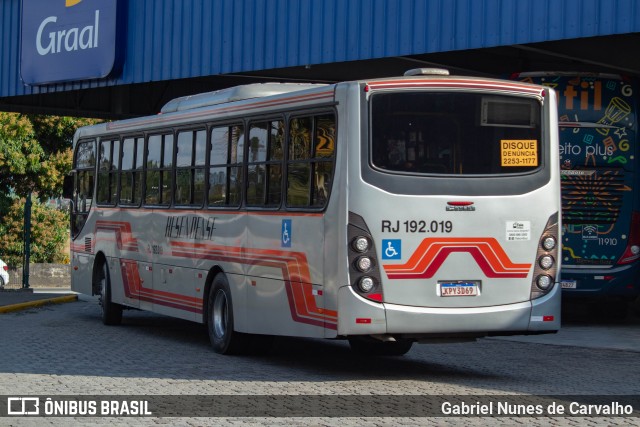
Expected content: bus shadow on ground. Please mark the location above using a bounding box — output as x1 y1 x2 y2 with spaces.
7 300 634 392
74 305 503 383
561 299 640 325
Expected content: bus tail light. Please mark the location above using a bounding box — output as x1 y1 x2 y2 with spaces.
531 213 559 299
348 212 384 302
617 211 640 265
358 276 375 292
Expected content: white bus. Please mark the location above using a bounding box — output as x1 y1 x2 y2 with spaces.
68 69 561 355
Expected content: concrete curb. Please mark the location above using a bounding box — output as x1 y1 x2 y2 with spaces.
0 294 78 314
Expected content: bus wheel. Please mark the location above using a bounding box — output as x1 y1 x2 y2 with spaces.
98 261 122 326
348 336 413 356
207 274 247 354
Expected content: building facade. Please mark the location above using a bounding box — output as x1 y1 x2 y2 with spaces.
0 0 639 118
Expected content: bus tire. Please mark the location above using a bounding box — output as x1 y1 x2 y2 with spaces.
98 261 122 326
207 273 247 354
348 336 413 356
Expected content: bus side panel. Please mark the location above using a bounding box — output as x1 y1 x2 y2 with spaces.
226 272 249 332
324 84 350 338
157 211 248 328
152 265 201 322
71 252 93 296
137 261 154 312
115 209 151 310
246 214 326 338
337 286 387 336
106 256 133 308
322 196 344 339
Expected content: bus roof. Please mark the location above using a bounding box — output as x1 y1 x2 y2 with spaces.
73 83 334 141
160 83 327 113
73 73 545 143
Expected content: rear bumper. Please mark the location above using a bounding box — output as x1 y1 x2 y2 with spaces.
561 262 640 298
337 283 560 337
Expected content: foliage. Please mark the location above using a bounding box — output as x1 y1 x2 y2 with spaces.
0 113 41 197
0 113 100 266
0 113 100 200
0 198 69 267
28 115 98 153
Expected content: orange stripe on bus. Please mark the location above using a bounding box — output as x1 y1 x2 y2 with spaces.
95 221 139 252
384 237 531 279
81 220 337 328
171 242 338 328
367 79 544 96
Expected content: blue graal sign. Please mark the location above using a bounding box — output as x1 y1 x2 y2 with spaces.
21 0 121 85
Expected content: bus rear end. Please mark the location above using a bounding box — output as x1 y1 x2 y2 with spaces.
339 71 561 350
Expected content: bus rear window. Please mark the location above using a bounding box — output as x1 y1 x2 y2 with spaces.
370 92 542 175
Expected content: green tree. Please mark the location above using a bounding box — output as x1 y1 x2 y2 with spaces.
0 198 69 266
0 113 100 267
0 113 98 201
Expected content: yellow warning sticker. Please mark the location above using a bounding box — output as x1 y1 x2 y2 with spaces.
500 140 538 167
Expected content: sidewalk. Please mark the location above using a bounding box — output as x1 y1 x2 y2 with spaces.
0 288 77 314
493 318 640 352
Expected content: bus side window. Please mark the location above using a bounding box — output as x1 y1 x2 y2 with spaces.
175 129 206 207
97 139 118 205
247 119 284 207
229 126 244 207
145 133 173 206
72 139 96 236
287 113 336 209
78 170 94 212
120 137 144 205
175 131 192 205
312 114 335 207
287 117 312 207
209 125 244 208
75 140 95 213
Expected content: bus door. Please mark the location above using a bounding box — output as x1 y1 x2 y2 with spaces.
70 139 96 296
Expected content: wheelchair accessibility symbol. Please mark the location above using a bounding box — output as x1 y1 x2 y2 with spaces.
382 239 401 260
281 219 292 247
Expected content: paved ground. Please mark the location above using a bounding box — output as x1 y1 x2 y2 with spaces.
0 289 75 307
0 295 639 426
0 288 77 315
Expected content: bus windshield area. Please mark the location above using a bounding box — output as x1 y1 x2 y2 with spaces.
370 92 542 175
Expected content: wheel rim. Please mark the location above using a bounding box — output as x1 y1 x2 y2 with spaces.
213 289 228 339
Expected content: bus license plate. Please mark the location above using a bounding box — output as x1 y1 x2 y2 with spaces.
439 281 479 297
561 280 577 289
